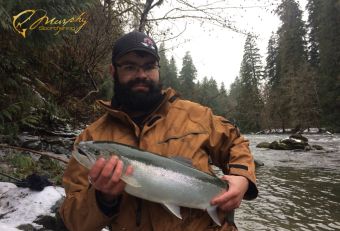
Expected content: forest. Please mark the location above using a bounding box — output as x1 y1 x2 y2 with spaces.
1 0 339 136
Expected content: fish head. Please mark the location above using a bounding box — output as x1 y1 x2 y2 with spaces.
72 141 115 169
77 141 103 156
73 141 136 169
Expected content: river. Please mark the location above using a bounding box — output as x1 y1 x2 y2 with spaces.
235 134 340 231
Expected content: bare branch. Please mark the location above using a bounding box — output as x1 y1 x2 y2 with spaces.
139 0 154 32
80 69 99 102
161 23 187 43
150 0 164 9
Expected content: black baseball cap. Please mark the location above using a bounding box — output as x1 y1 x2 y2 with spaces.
112 31 160 63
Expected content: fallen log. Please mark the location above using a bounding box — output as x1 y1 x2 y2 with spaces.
0 144 69 164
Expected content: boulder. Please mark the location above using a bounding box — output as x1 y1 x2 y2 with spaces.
17 134 42 150
304 145 312 151
281 138 308 150
269 140 290 150
255 135 324 151
289 134 308 143
256 142 271 148
312 145 324 150
254 159 264 167
16 224 37 231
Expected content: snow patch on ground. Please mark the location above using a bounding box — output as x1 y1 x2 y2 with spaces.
0 182 64 229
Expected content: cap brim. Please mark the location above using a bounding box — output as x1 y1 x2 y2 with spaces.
114 47 160 61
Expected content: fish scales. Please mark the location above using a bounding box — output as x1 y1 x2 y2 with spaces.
124 159 217 209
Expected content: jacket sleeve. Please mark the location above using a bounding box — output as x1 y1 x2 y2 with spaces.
59 130 114 231
208 115 258 200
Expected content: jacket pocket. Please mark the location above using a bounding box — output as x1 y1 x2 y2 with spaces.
158 131 207 144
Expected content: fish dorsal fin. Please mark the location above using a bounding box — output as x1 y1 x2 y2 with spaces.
207 206 221 226
163 203 182 220
170 156 193 168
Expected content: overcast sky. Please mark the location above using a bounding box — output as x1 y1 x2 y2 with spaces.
156 0 307 89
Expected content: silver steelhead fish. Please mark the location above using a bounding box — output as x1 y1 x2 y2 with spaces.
73 141 229 226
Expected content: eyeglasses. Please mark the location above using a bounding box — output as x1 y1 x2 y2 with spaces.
116 63 160 74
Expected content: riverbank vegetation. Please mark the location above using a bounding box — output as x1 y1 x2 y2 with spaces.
0 148 65 185
1 0 339 142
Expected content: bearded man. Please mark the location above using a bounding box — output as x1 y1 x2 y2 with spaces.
60 31 258 231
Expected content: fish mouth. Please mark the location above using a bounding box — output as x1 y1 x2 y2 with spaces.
76 143 92 156
77 146 89 156
72 143 98 169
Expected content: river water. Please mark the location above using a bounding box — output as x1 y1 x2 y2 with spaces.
235 134 340 231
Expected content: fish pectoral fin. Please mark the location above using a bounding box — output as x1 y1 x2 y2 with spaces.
163 203 182 220
120 175 141 188
207 206 221 226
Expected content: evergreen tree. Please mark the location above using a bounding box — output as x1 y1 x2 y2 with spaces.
158 44 180 90
307 0 340 131
265 33 280 88
235 34 264 132
306 0 321 68
167 57 180 91
273 0 320 130
226 77 242 126
178 51 197 100
215 82 228 117
263 32 285 130
159 43 171 86
196 77 220 113
161 56 180 91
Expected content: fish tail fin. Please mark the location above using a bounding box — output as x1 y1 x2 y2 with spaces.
207 206 221 226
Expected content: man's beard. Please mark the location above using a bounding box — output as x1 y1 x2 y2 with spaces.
113 75 163 112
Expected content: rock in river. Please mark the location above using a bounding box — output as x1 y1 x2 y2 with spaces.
256 134 324 151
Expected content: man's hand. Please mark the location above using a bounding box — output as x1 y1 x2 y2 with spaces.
88 156 133 203
210 175 249 212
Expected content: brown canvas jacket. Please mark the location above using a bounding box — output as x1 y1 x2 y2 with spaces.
59 88 258 231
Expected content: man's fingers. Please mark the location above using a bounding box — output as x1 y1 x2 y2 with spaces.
219 199 240 212
102 160 123 192
108 163 134 190
211 191 240 211
221 175 232 181
89 157 106 182
210 175 248 212
88 156 134 196
125 165 134 175
111 159 124 183
110 164 134 194
211 191 231 205
95 156 118 185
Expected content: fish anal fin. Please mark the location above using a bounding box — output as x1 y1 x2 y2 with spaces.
163 203 182 220
207 206 221 226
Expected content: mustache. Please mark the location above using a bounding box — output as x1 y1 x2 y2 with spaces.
126 78 154 88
